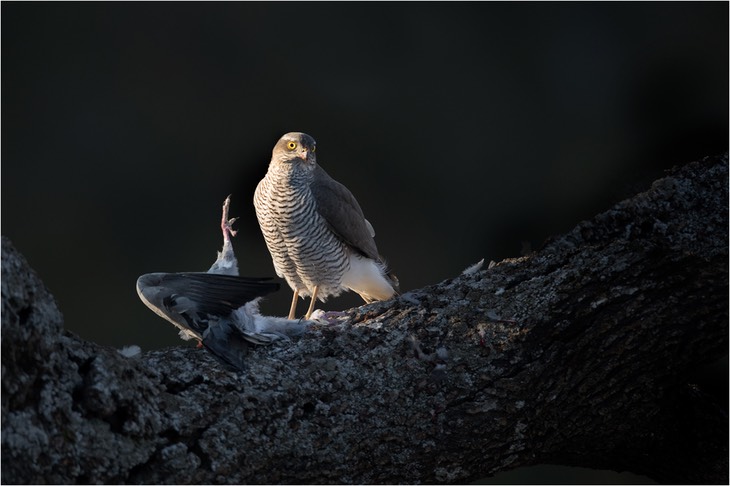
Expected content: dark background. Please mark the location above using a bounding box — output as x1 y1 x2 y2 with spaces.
1 3 727 481
4 1 727 348
2 2 729 482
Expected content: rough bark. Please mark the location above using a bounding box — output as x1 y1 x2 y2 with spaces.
2 154 728 484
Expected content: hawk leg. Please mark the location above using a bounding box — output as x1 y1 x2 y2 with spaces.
305 285 319 320
288 289 299 320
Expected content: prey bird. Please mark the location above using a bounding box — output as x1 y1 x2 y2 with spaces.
136 196 309 371
254 132 398 320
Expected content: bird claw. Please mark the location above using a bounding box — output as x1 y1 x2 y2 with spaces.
224 217 238 237
309 309 349 325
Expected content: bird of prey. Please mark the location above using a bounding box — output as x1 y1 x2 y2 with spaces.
136 196 309 371
254 132 398 320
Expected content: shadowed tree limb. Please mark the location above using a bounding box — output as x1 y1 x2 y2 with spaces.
2 154 727 484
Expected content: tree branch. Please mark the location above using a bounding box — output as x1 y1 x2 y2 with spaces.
2 154 727 484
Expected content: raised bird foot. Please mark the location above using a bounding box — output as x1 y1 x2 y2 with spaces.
221 195 238 242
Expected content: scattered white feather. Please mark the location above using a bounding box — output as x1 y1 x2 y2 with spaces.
118 345 141 358
461 258 485 276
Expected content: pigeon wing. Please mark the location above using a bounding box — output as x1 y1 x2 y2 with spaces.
136 272 280 338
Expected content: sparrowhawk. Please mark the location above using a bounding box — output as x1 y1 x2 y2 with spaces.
253 132 398 320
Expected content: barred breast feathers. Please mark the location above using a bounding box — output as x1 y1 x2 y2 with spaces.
254 166 349 298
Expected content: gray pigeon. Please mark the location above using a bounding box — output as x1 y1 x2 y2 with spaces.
136 196 310 371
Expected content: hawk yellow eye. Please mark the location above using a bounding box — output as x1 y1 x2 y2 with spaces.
287 141 297 150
